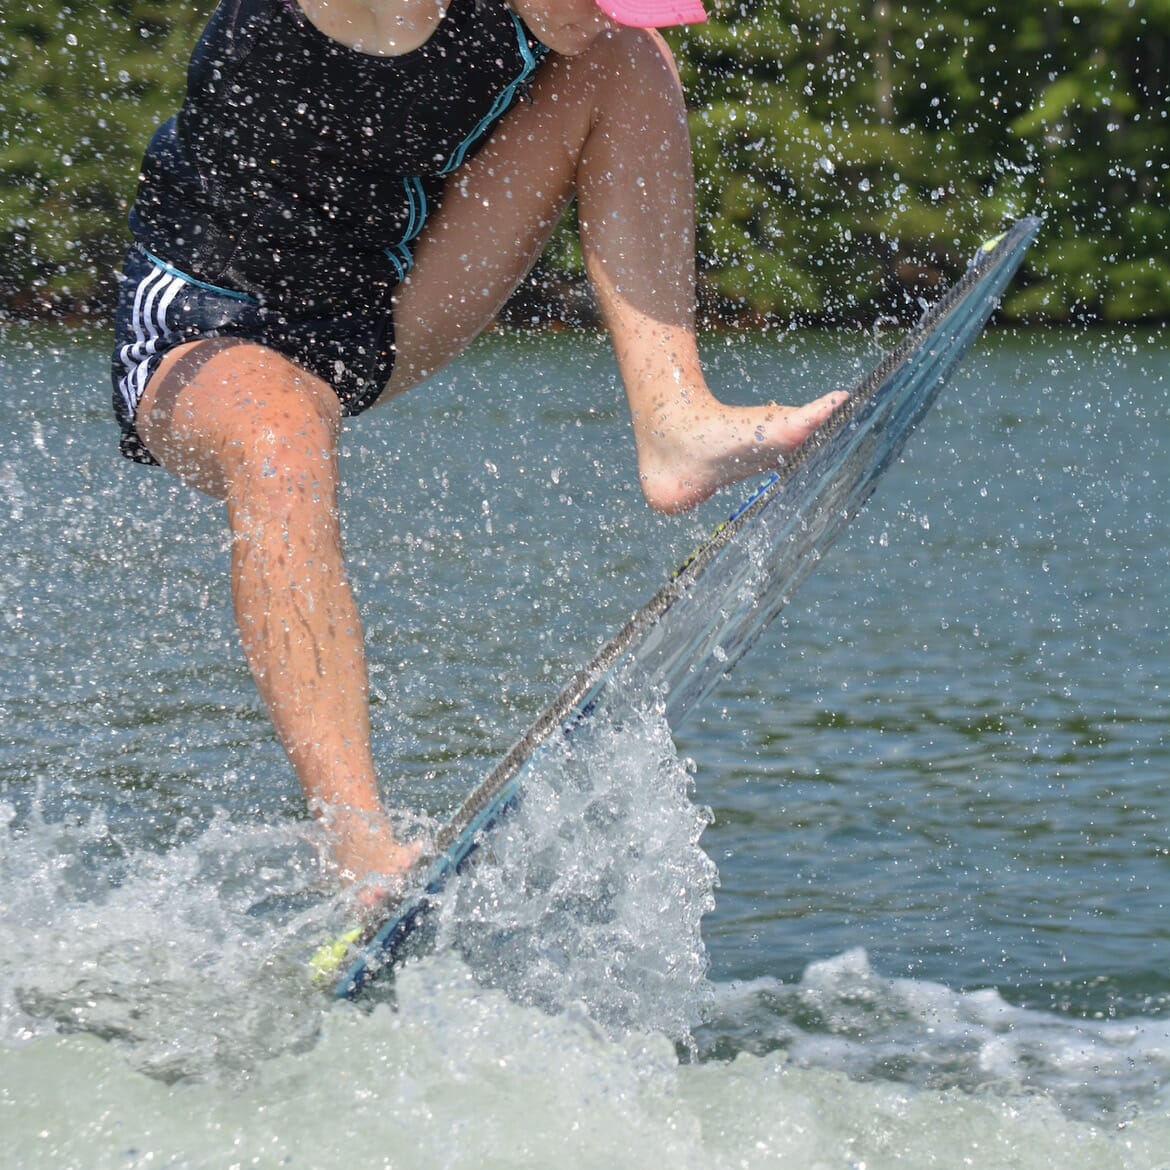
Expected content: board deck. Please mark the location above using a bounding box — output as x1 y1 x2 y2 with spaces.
316 216 1041 999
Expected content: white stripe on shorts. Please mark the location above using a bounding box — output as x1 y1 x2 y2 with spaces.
115 264 186 421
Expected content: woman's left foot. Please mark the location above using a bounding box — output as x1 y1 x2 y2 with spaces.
637 389 848 513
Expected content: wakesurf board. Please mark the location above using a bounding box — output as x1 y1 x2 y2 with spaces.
316 216 1041 999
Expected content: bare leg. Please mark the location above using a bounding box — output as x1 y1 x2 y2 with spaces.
387 28 844 512
128 29 837 888
136 340 417 883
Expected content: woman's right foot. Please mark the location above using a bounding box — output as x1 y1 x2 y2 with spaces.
317 804 424 894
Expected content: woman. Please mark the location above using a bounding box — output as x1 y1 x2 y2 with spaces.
111 0 843 887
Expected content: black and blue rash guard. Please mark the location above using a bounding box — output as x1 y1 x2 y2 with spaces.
129 0 547 314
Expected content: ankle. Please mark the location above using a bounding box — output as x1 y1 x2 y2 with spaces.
638 464 716 514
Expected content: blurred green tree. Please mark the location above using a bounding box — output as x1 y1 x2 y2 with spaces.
675 0 1168 323
0 3 213 316
1 1 1166 323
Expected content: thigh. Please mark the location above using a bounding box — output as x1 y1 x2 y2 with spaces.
386 26 686 397
111 246 387 483
138 336 344 503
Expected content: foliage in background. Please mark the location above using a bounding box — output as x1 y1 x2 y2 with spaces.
1 0 1167 322
0 3 214 315
672 0 1169 323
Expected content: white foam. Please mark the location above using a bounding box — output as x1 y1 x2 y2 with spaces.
3 963 1169 1170
438 695 717 1040
0 803 328 1081
699 948 1170 1123
3 739 1170 1168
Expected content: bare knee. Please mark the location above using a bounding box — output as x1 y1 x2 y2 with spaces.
220 389 343 541
139 340 342 504
578 27 685 115
562 24 678 76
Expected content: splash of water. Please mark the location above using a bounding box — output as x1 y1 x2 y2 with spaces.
439 694 718 1041
0 801 327 1082
0 689 718 1084
694 948 1170 1124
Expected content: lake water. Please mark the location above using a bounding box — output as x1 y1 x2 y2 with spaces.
1 318 1167 1167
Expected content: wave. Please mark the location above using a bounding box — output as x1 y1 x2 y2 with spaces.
2 700 1168 1168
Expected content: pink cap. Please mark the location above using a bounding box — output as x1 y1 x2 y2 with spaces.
596 0 708 28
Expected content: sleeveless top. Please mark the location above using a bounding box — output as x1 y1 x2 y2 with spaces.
129 0 547 314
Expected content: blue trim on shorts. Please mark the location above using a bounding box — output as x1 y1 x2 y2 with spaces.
143 249 259 304
384 177 428 279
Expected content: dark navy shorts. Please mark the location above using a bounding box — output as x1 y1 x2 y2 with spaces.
110 245 396 464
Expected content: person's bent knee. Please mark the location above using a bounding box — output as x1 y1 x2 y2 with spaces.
583 26 682 94
139 339 341 501
530 25 683 120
